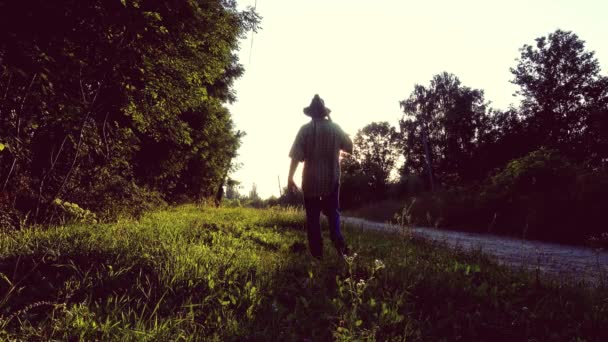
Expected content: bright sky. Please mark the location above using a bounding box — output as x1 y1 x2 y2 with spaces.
228 0 608 199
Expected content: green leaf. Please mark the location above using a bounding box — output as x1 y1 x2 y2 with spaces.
0 143 5 151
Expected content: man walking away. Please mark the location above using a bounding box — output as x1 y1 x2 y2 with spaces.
287 94 353 259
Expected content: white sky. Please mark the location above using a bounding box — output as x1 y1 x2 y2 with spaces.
228 0 608 199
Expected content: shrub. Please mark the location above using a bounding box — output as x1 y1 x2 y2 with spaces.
479 148 579 241
350 148 608 245
93 181 166 221
0 199 20 231
52 199 97 225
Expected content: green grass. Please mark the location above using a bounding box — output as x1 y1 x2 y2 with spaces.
0 205 606 341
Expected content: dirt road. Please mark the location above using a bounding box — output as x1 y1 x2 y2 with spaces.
343 217 608 285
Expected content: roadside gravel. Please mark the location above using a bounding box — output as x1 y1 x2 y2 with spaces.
342 216 608 285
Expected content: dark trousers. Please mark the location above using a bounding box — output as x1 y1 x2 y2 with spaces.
303 186 347 258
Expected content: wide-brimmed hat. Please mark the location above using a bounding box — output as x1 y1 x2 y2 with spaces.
303 94 331 118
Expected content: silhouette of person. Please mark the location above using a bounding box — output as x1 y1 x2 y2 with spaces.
288 94 353 259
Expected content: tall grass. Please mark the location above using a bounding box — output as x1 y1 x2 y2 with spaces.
0 205 606 340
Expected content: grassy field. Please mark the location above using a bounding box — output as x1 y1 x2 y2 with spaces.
0 205 606 341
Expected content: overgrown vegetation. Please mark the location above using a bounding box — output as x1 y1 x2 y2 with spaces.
348 148 608 245
0 0 258 225
1 205 606 340
341 29 608 244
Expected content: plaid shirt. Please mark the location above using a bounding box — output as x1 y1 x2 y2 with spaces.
289 118 353 197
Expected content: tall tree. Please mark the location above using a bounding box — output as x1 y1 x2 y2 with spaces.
473 108 529 179
339 153 369 208
248 183 260 201
0 0 259 222
225 178 242 200
399 72 488 188
352 122 401 196
511 29 608 165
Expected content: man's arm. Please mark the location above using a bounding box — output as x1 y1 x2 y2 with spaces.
287 126 305 193
287 158 299 193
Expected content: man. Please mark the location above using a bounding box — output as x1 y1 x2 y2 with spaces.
288 94 353 259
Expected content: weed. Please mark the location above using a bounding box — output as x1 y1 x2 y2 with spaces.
0 205 605 340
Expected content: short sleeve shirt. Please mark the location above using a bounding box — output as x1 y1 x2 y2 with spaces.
289 118 353 197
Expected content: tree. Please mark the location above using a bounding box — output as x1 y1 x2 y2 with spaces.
511 29 608 165
399 72 488 188
248 183 260 201
340 152 370 208
352 122 401 196
472 108 529 179
586 107 608 168
0 0 259 222
225 178 242 200
276 186 303 207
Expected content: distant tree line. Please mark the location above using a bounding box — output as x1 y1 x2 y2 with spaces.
0 0 258 226
339 30 608 244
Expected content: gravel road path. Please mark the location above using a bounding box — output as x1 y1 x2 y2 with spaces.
343 216 608 285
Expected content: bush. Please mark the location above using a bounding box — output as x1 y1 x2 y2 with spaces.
222 198 242 207
0 0 254 225
428 149 608 244
0 194 20 231
349 149 608 245
479 149 578 241
52 199 97 225
93 181 166 221
572 169 608 240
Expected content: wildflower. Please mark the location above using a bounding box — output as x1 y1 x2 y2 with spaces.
374 259 385 270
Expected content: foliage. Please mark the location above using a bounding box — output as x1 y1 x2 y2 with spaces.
248 183 261 201
0 205 606 340
340 121 401 208
480 148 584 241
352 149 608 244
344 30 608 245
486 148 574 196
471 108 530 180
0 193 19 231
351 122 401 196
399 72 489 188
511 29 608 166
340 153 371 209
225 178 242 200
0 0 258 222
261 186 304 208
52 199 97 225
